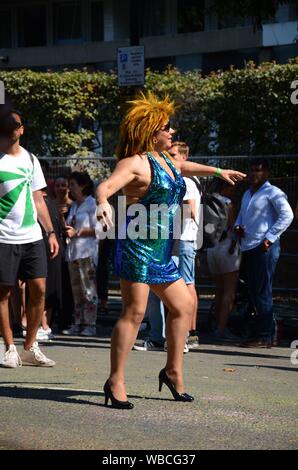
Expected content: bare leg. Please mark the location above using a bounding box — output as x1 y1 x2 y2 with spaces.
41 308 52 330
109 280 150 401
9 284 22 327
0 285 13 346
186 283 198 331
19 281 27 329
151 279 194 393
24 278 46 350
217 272 239 332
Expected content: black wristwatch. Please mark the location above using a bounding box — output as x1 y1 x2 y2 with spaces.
46 230 56 238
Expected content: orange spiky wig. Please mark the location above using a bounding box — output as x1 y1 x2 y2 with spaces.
116 92 175 159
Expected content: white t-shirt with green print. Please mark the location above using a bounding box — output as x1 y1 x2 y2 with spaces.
0 146 46 244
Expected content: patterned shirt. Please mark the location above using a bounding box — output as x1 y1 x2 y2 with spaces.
0 147 46 244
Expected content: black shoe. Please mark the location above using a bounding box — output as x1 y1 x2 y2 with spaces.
158 368 194 402
103 380 134 409
239 338 272 349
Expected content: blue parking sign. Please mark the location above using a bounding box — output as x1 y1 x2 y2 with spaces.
120 53 128 63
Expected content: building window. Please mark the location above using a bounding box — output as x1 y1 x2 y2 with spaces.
91 1 104 42
272 45 298 64
17 4 47 47
177 0 204 33
139 0 166 37
54 1 82 45
0 8 12 48
176 53 202 71
218 14 252 30
202 49 259 74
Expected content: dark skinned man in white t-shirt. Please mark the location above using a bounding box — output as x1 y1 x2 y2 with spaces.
0 109 59 367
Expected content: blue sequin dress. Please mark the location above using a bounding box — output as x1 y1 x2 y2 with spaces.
115 151 186 284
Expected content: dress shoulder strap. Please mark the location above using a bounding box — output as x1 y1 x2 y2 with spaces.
161 151 179 175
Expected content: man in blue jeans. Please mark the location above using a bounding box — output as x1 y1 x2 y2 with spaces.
234 158 293 348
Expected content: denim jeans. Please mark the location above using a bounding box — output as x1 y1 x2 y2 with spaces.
146 291 165 345
245 240 280 341
178 240 197 285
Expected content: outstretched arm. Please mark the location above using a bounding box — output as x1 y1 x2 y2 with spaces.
179 160 246 186
96 158 137 202
95 157 138 228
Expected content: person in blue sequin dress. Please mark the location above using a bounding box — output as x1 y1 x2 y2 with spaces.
115 150 186 284
96 92 246 409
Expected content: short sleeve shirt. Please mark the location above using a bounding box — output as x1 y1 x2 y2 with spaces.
65 195 97 262
181 177 201 242
0 147 46 244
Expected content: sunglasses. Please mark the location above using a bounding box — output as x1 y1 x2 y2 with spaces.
160 121 171 132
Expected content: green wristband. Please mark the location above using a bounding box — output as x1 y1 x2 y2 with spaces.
215 167 222 177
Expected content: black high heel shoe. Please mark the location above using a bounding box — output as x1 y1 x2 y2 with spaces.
158 368 194 402
103 380 134 409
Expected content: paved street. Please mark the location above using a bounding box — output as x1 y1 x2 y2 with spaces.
0 332 297 450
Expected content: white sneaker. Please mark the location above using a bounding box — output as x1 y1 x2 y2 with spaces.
80 326 97 337
62 324 80 335
44 328 55 340
20 341 55 367
133 339 164 351
187 335 200 350
1 345 22 368
36 327 54 341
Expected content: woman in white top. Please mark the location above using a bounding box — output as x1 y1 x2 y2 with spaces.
64 172 98 337
207 180 242 342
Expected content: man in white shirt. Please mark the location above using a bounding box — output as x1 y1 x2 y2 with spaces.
234 158 293 348
170 142 201 350
0 109 59 367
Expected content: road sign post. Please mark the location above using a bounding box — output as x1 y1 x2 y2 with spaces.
117 46 145 87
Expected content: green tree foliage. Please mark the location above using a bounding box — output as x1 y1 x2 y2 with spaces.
0 60 297 157
0 70 119 157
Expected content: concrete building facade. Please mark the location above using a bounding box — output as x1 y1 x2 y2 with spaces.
0 0 297 72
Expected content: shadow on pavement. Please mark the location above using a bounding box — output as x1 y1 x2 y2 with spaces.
225 363 297 372
35 341 111 350
52 337 112 343
190 348 287 360
0 385 175 404
0 385 105 407
0 381 74 385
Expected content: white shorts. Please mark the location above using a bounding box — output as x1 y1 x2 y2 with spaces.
207 237 241 275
